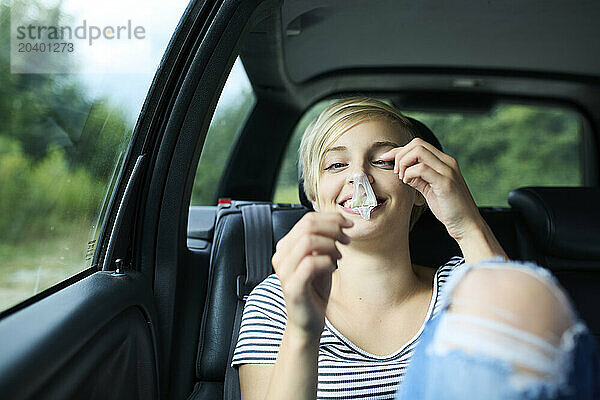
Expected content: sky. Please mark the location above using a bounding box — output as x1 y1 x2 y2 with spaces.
59 0 190 119
12 0 249 123
11 0 249 121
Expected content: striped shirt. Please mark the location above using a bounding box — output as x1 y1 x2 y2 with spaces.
232 256 465 399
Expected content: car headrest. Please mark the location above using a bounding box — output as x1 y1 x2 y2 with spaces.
298 117 443 210
508 187 600 261
298 175 313 211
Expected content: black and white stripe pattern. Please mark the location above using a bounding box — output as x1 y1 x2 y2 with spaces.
232 257 465 399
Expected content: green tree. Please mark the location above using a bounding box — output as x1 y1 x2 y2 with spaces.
409 105 581 206
191 90 255 205
0 1 133 243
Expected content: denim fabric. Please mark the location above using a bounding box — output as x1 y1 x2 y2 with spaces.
395 260 600 400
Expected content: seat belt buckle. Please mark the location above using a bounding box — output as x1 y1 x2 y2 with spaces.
236 275 251 301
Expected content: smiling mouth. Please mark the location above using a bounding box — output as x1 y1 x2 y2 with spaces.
338 198 387 215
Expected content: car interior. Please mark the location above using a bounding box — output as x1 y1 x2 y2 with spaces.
1 1 599 399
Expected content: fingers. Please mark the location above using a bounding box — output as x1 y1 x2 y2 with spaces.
396 145 454 182
296 212 353 243
380 138 457 175
402 162 447 196
401 138 456 167
379 147 397 160
277 212 352 252
283 234 341 277
292 255 337 293
380 138 460 187
273 212 352 278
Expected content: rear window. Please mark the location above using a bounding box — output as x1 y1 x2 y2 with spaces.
273 102 584 207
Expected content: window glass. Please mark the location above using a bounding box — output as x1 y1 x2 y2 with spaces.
273 101 583 207
273 100 333 204
190 57 256 205
0 0 189 312
406 104 583 206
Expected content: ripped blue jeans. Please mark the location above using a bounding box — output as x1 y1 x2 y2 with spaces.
396 260 600 400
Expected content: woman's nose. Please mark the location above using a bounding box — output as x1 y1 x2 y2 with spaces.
346 171 374 185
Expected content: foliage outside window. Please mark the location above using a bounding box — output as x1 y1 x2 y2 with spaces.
0 0 187 312
273 101 583 207
273 100 334 204
190 58 256 205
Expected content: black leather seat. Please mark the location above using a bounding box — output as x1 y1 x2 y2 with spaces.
409 207 520 268
190 203 307 400
509 187 600 336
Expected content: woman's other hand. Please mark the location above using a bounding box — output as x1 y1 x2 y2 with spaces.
272 212 353 339
380 138 482 241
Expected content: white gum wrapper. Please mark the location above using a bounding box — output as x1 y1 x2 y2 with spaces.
348 172 377 220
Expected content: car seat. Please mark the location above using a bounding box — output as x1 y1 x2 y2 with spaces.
509 186 600 338
189 201 307 400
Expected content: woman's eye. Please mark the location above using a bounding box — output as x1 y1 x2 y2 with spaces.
325 162 346 170
373 160 395 168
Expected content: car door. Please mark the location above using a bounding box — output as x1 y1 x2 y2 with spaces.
0 0 260 398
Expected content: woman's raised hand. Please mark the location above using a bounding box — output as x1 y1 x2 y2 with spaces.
272 212 353 339
380 138 482 241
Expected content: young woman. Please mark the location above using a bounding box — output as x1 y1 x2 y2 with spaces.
232 98 598 399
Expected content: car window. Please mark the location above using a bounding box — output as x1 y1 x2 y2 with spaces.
0 0 188 312
274 101 584 207
406 105 583 206
190 57 256 205
273 100 334 204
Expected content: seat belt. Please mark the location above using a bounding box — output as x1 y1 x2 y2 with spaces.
238 204 274 298
224 204 273 400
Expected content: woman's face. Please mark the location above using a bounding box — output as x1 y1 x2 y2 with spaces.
316 119 424 239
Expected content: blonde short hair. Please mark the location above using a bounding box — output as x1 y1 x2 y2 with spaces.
299 97 427 230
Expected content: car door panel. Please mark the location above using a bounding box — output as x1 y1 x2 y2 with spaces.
0 271 158 399
0 0 243 398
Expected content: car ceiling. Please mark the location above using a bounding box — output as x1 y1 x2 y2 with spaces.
280 0 600 83
239 0 600 120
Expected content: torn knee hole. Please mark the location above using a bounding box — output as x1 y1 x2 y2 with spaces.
428 311 578 391
447 266 575 345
